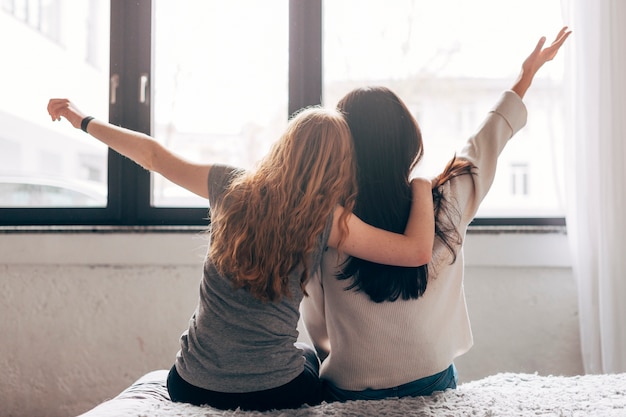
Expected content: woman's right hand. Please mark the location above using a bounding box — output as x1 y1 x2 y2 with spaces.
47 99 88 130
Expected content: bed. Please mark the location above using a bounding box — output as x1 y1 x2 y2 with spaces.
77 370 626 417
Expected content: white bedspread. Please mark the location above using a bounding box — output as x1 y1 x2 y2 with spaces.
78 370 626 417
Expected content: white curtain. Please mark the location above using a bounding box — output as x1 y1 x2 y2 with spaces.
562 0 626 374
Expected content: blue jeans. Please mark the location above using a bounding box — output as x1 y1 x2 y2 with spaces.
323 363 458 402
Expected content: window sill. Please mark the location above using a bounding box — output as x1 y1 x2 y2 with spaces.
0 225 207 234
0 225 570 268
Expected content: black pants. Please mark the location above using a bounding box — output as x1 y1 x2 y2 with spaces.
167 344 322 411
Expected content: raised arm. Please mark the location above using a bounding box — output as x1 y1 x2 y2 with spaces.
327 177 434 267
449 27 572 223
47 99 212 199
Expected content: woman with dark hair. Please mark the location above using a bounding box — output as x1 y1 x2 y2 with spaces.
301 27 571 402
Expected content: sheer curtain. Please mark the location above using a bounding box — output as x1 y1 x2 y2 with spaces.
562 0 626 374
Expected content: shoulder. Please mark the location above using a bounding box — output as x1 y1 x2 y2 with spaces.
208 164 246 203
208 164 244 184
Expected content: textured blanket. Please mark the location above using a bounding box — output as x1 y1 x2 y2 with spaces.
78 370 626 417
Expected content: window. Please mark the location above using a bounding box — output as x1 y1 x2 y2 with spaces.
0 0 110 224
0 0 566 226
511 163 529 197
151 0 288 207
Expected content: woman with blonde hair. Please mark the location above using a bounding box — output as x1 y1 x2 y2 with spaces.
47 101 435 411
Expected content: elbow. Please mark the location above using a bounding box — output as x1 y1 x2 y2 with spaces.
139 139 159 171
409 249 432 267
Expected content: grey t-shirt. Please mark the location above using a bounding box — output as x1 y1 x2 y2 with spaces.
175 164 332 393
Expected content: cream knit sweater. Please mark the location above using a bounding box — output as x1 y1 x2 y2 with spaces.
301 90 528 391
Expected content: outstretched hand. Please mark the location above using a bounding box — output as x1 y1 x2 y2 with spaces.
47 98 87 130
512 26 572 98
523 26 572 77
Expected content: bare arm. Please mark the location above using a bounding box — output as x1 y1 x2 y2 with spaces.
47 99 212 199
327 177 434 267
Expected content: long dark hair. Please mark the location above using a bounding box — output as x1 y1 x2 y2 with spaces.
336 86 474 303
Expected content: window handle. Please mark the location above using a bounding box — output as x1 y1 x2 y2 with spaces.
110 74 120 104
139 73 149 104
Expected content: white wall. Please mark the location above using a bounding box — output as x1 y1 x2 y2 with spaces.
0 229 583 417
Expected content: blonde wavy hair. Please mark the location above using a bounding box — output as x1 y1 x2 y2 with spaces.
209 107 357 302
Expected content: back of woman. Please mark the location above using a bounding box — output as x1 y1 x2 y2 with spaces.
306 238 471 391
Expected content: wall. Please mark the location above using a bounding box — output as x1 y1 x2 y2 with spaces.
0 229 583 417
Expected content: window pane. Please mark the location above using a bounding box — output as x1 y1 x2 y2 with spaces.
152 0 289 207
323 0 566 218
0 0 109 208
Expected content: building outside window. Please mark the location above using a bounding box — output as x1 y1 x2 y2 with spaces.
511 162 529 197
